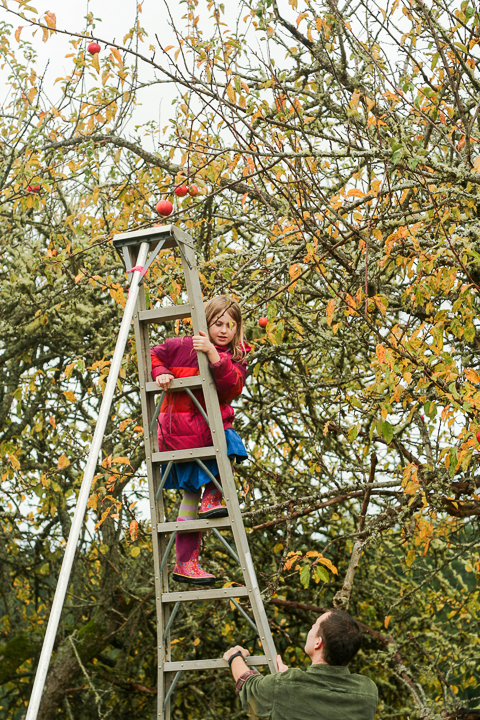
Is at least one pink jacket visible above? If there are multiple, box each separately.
[150,336,248,451]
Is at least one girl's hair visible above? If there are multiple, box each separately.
[205,295,246,362]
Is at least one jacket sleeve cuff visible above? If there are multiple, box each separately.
[235,669,260,696]
[151,366,173,380]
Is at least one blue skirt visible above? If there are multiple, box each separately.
[161,429,248,493]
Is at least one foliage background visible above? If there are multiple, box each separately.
[1,0,480,717]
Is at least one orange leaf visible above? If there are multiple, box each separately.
[347,188,365,198]
[326,299,335,326]
[376,343,385,364]
[465,369,480,384]
[111,456,132,466]
[15,26,24,42]
[384,615,392,629]
[58,454,70,469]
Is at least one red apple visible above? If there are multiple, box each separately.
[156,200,173,216]
[188,184,199,196]
[258,317,268,328]
[27,184,41,193]
[88,42,101,55]
[476,429,480,444]
[175,185,188,197]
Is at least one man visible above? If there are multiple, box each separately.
[223,608,378,719]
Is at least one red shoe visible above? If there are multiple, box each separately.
[172,549,216,586]
[198,483,228,519]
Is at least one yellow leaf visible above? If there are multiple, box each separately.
[384,615,392,629]
[131,546,140,558]
[273,543,284,553]
[317,557,338,575]
[111,47,123,66]
[405,549,415,567]
[193,637,200,646]
[91,53,100,73]
[58,455,70,469]
[119,418,133,432]
[326,299,335,326]
[63,391,76,402]
[305,550,322,557]
[75,272,84,283]
[8,454,20,470]
[164,45,174,52]
[226,83,236,103]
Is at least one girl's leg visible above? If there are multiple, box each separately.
[198,477,228,518]
[176,490,201,562]
[173,489,215,584]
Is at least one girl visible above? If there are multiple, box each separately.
[150,296,249,586]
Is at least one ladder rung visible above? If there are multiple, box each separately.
[152,446,218,464]
[162,587,249,603]
[146,377,204,393]
[163,656,268,672]
[158,517,231,533]
[139,305,192,323]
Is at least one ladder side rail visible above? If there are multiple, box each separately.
[25,243,151,720]
[132,285,173,720]
[177,234,278,674]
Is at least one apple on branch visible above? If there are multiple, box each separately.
[87,42,101,55]
[156,200,173,216]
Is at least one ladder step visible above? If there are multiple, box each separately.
[158,517,231,533]
[162,587,249,603]
[146,377,203,393]
[152,446,218,464]
[163,657,268,672]
[139,304,193,323]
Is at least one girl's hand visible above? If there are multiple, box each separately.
[192,330,220,364]
[155,373,174,390]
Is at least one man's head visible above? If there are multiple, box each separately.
[304,609,362,666]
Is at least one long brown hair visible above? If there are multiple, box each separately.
[204,296,246,362]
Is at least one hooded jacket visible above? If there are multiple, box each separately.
[150,336,248,451]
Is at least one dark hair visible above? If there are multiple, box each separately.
[316,610,362,665]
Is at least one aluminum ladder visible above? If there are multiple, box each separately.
[113,224,277,719]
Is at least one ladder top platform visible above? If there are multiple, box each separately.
[112,224,194,250]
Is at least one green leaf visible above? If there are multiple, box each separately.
[382,421,393,444]
[464,323,476,342]
[299,565,311,589]
[314,565,329,583]
[348,424,359,441]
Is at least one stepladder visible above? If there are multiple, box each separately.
[113,224,277,719]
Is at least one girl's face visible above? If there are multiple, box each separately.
[208,311,237,347]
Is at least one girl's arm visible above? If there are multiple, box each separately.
[209,354,246,402]
[151,342,174,381]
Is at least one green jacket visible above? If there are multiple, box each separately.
[239,664,378,720]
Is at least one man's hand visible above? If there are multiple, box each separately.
[276,654,289,672]
[223,645,250,664]
[155,373,174,390]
